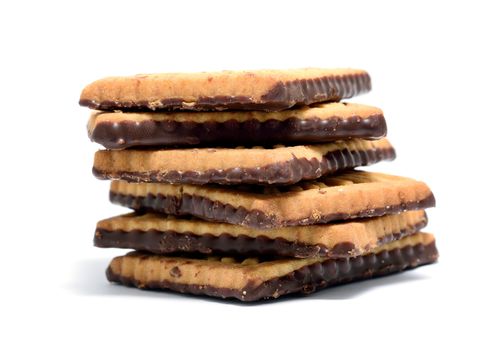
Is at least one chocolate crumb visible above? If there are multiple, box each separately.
[170,266,182,278]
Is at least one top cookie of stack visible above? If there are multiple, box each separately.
[81,68,395,185]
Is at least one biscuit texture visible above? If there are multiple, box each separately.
[80,68,371,112]
[88,102,386,149]
[93,139,395,185]
[106,233,438,301]
[95,210,427,258]
[110,170,435,228]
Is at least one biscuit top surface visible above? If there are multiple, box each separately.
[80,68,370,111]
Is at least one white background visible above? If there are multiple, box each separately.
[1,0,501,349]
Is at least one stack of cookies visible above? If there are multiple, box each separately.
[80,68,438,302]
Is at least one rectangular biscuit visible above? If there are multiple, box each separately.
[93,138,395,185]
[79,68,371,112]
[88,102,386,149]
[110,170,435,229]
[106,232,438,301]
[94,210,427,258]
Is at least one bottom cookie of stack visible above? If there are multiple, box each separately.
[105,233,437,302]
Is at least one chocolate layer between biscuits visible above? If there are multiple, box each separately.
[89,113,386,149]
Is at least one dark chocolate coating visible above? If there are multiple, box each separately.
[109,191,435,229]
[81,73,371,112]
[94,146,396,185]
[90,115,386,149]
[94,216,427,258]
[106,240,438,302]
